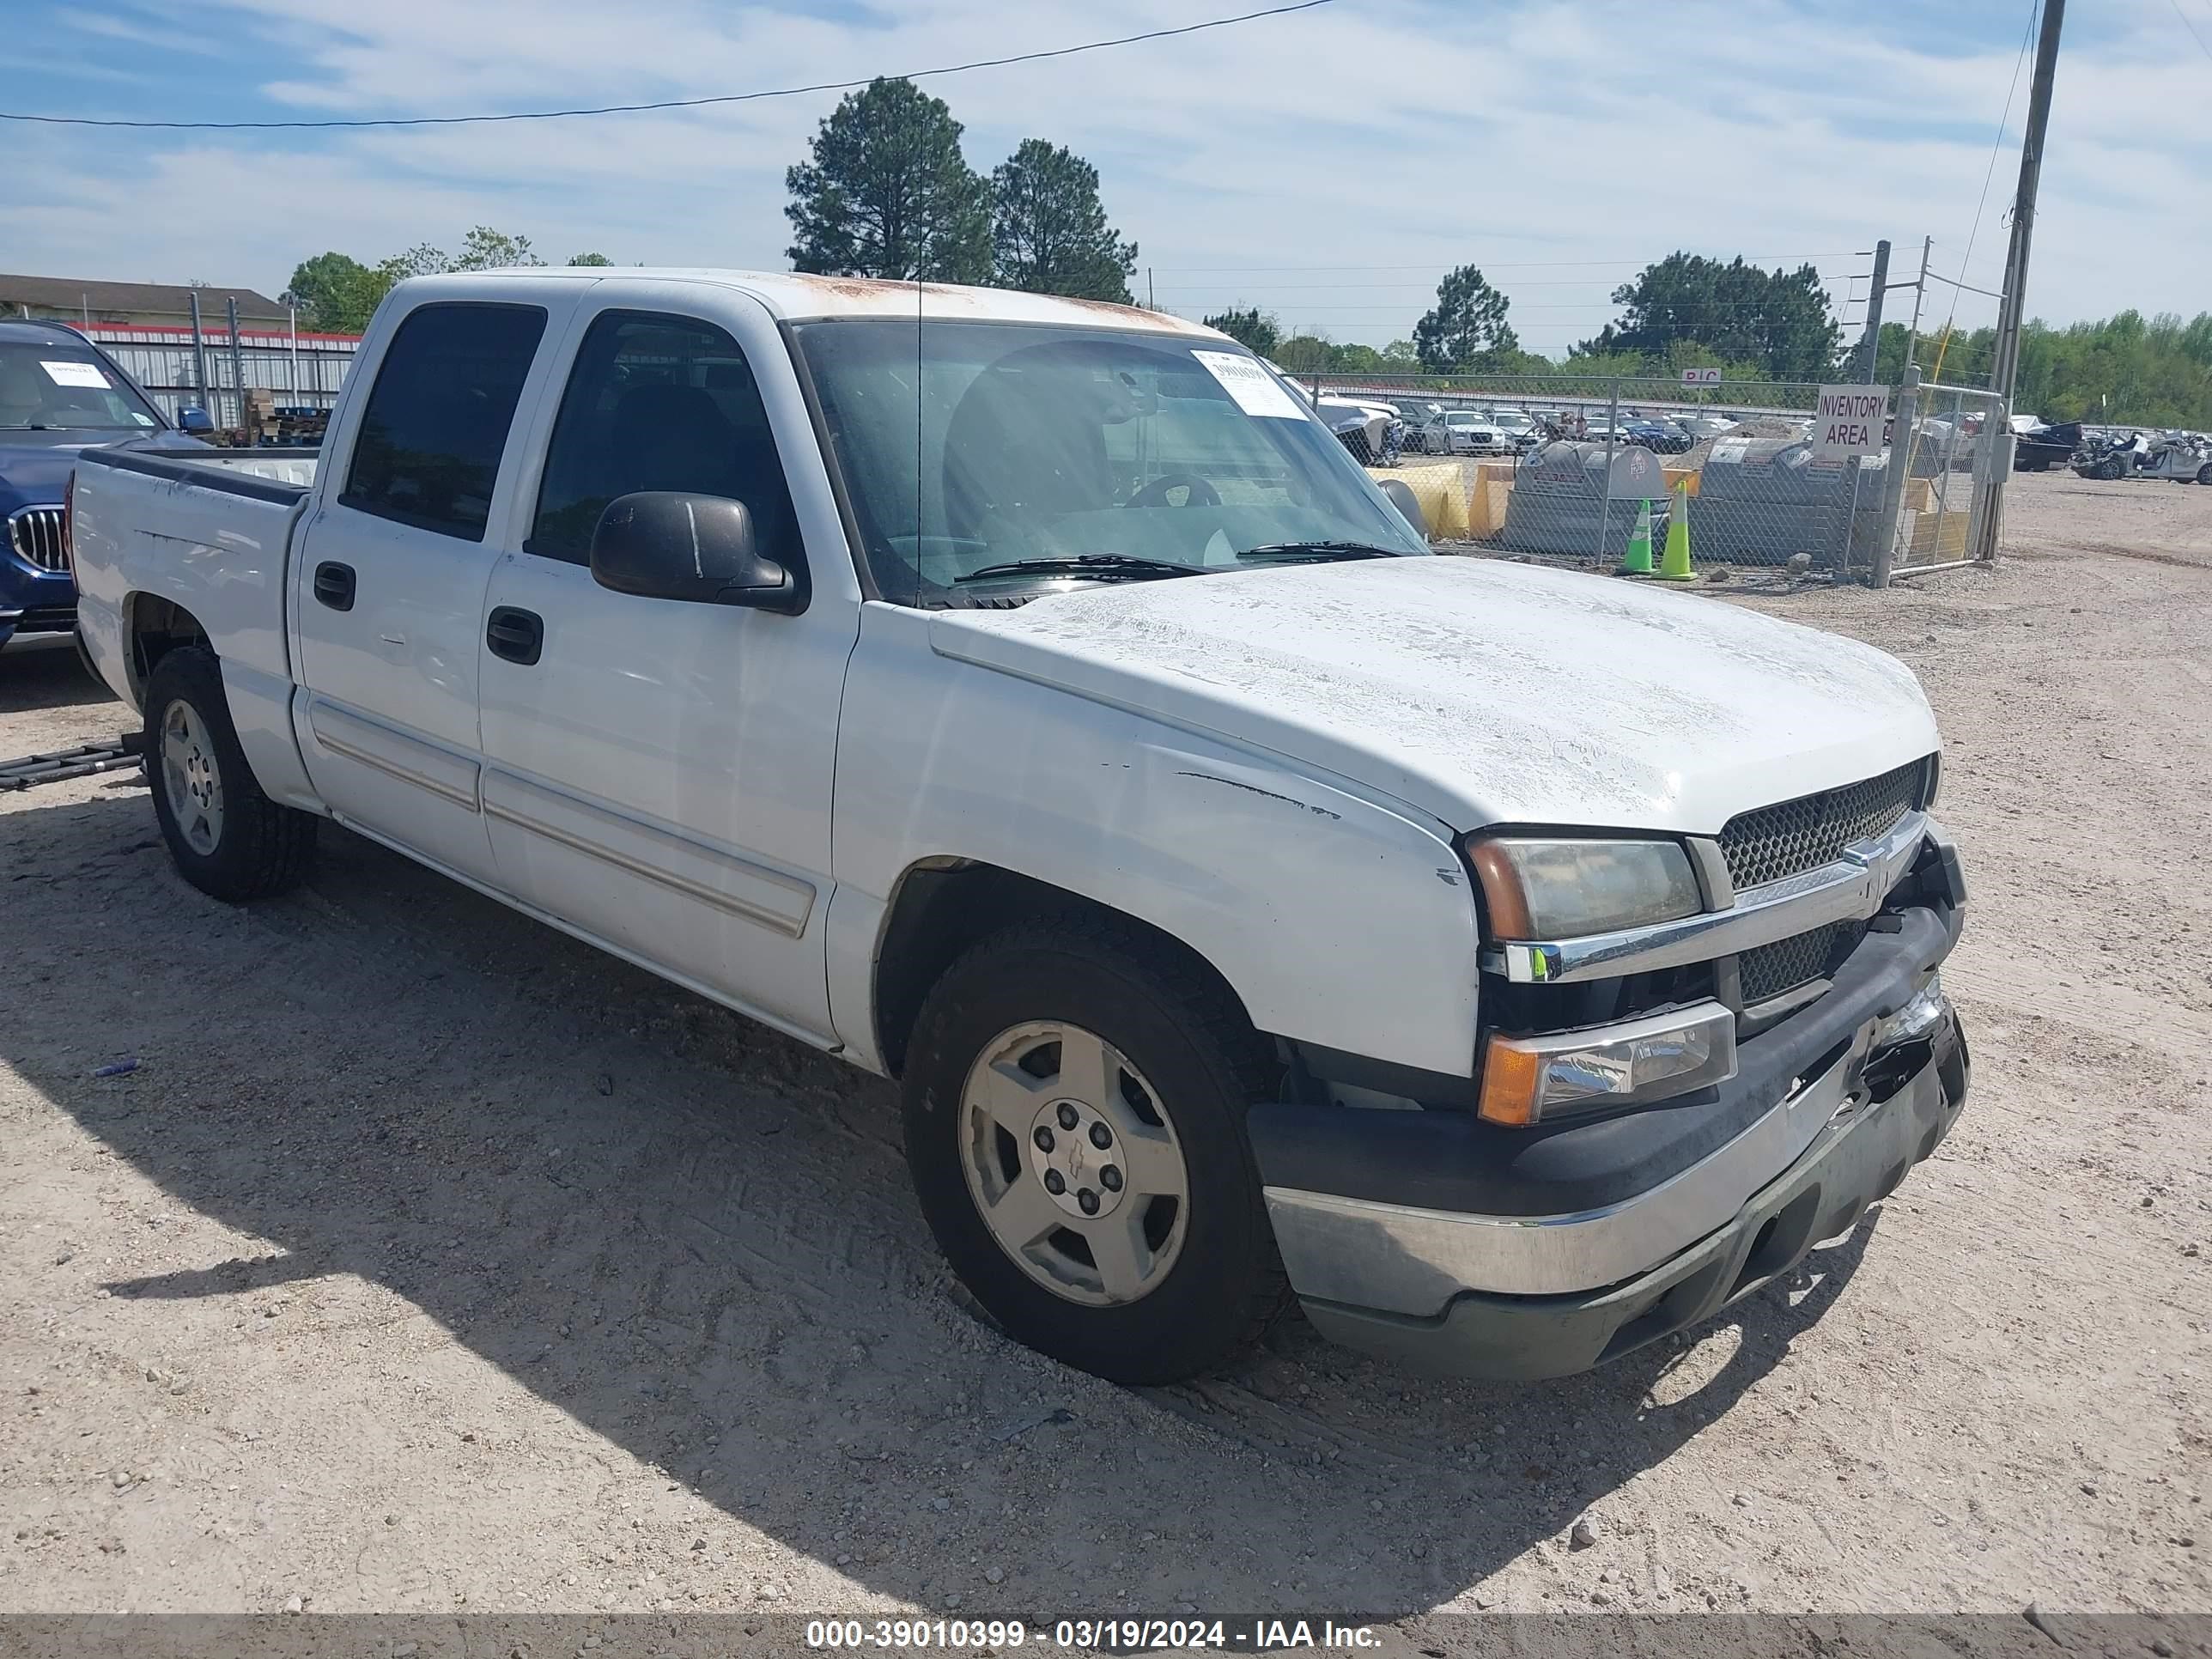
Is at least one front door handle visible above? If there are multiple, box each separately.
[486,605,544,666]
[313,561,356,611]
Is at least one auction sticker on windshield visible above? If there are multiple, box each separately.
[1192,350,1307,419]
[41,361,112,388]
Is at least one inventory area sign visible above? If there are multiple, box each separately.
[1814,386,1888,460]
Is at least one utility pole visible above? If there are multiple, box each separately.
[1854,240,1890,382]
[1989,0,2064,404]
[1903,235,1932,374]
[1978,0,2064,567]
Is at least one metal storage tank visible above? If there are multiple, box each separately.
[1500,441,1671,557]
[1689,438,1888,568]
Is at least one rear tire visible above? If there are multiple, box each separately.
[143,646,317,902]
[901,914,1288,1383]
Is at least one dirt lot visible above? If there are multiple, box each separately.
[2,471,2207,1628]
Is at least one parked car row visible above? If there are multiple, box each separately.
[1401,405,1537,457]
[1270,372,1406,466]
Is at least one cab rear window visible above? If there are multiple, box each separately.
[339,304,547,542]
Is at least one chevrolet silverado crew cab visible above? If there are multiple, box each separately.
[68,270,1969,1385]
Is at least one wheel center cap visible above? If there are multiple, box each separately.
[1029,1097,1127,1219]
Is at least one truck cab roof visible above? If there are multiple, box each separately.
[387,267,1225,337]
[0,319,101,349]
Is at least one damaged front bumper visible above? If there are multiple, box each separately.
[1251,884,1969,1382]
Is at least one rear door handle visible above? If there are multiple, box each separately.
[486,605,544,666]
[313,562,356,611]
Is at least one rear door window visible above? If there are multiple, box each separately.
[528,309,800,568]
[340,302,548,541]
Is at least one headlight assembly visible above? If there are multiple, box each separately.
[1465,836,1703,940]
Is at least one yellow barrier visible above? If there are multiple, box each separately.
[1372,459,1706,542]
[1908,510,1970,561]
[1378,462,1472,538]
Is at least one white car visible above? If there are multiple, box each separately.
[69,269,1970,1386]
[1417,409,1508,455]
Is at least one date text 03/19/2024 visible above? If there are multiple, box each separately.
[804,1619,1384,1650]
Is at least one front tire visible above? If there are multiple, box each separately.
[902,915,1287,1384]
[143,646,317,902]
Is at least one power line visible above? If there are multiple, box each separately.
[2169,0,2212,60]
[1150,255,1851,273]
[1153,272,1855,293]
[1931,0,2039,377]
[0,0,1334,130]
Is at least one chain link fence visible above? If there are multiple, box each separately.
[1874,373,2009,582]
[1302,370,2005,586]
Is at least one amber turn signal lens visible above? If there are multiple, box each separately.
[1476,1037,1543,1126]
[1466,841,1535,939]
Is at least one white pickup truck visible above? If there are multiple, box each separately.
[68,270,1969,1384]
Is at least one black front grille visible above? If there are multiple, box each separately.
[1740,918,1868,1005]
[9,507,68,573]
[1718,759,1927,890]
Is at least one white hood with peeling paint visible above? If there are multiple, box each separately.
[927,556,1939,834]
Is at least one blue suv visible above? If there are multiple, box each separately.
[1,320,213,653]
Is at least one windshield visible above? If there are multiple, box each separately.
[0,342,161,431]
[793,320,1429,604]
[1445,412,1485,426]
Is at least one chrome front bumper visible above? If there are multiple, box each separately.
[1266,988,1945,1309]
[1285,1006,1968,1382]
[1267,1014,1875,1306]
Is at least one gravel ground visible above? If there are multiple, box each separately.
[1,470,2207,1627]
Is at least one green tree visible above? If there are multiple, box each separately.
[989,139,1137,303]
[453,226,544,270]
[1585,253,1839,380]
[283,252,387,332]
[1379,338,1419,370]
[1273,332,1340,374]
[1557,346,1650,379]
[375,242,450,295]
[1202,307,1279,356]
[785,77,993,283]
[1413,266,1518,373]
[567,252,616,267]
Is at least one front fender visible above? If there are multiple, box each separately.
[830,609,1484,1079]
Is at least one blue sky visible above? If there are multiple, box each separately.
[5,0,2205,364]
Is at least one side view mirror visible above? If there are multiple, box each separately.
[177,406,215,435]
[1377,476,1429,540]
[588,492,805,614]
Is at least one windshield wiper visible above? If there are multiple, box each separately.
[1235,541,1401,562]
[955,554,1201,584]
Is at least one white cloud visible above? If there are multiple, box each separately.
[1,0,2200,356]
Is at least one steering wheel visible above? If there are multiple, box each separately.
[1126,472,1221,509]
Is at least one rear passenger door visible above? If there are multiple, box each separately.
[291,299,561,880]
[474,289,855,1045]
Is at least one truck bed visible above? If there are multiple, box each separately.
[84,442,320,498]
[70,441,320,719]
